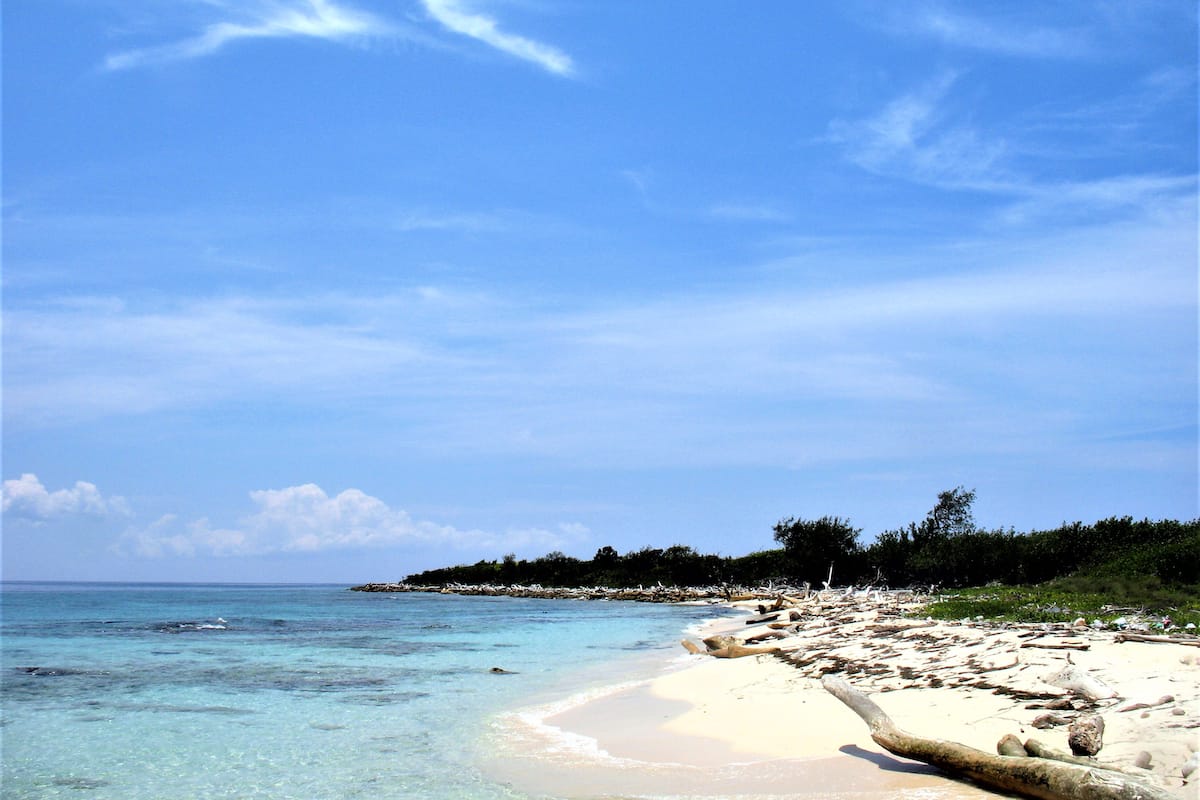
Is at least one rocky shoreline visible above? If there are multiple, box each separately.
[349,582,753,603]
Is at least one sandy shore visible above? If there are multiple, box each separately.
[484,592,1200,799]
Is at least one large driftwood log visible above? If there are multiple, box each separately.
[821,676,1177,800]
[680,639,780,659]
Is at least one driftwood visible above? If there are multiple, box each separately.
[998,733,1029,757]
[680,639,780,659]
[1022,739,1153,780]
[821,675,1176,800]
[1118,696,1174,713]
[1115,633,1200,648]
[1022,641,1091,651]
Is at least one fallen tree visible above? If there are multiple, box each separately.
[821,675,1178,800]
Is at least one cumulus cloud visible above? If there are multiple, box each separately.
[104,0,385,71]
[420,0,574,76]
[2,473,131,521]
[114,483,587,558]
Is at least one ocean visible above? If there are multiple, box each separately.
[0,583,732,799]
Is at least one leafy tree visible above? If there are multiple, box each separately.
[916,486,977,543]
[772,515,862,584]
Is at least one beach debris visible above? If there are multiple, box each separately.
[744,629,789,645]
[1032,713,1071,729]
[822,675,1177,800]
[680,638,780,659]
[1067,714,1104,756]
[703,635,740,651]
[997,733,1028,757]
[1043,662,1118,701]
[1115,633,1200,648]
[745,612,780,625]
[1117,695,1174,713]
[1182,751,1199,781]
[1022,641,1091,652]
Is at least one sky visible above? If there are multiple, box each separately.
[2,0,1197,584]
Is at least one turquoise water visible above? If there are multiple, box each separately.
[0,583,731,799]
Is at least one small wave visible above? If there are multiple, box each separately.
[158,620,228,633]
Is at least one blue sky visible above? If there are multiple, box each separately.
[3,0,1197,583]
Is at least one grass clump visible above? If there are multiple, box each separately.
[924,583,1200,628]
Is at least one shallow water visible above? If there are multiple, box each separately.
[0,583,731,799]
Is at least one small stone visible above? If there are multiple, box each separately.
[1182,751,1200,780]
[1173,708,1186,716]
[1134,751,1152,769]
[1032,713,1070,729]
[1067,714,1105,756]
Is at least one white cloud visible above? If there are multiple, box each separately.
[104,0,385,71]
[2,473,131,521]
[420,0,573,76]
[114,483,587,558]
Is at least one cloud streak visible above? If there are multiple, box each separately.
[104,0,385,71]
[898,5,1092,59]
[420,0,574,76]
[5,201,1194,479]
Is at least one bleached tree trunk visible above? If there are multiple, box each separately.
[821,676,1177,800]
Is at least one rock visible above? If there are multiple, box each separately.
[996,733,1027,757]
[1173,707,1186,716]
[489,667,516,675]
[1043,663,1118,701]
[1134,751,1152,769]
[1032,713,1071,729]
[1182,751,1200,781]
[1067,714,1104,756]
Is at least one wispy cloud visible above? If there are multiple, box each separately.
[6,203,1194,477]
[113,483,587,557]
[827,72,1197,226]
[827,72,1012,192]
[708,203,792,223]
[393,209,510,233]
[897,5,1092,59]
[420,0,574,76]
[104,0,386,71]
[2,474,131,521]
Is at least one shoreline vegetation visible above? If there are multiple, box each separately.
[357,489,1200,627]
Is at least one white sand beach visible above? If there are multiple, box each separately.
[486,594,1200,799]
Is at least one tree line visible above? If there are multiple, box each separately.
[401,488,1199,590]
